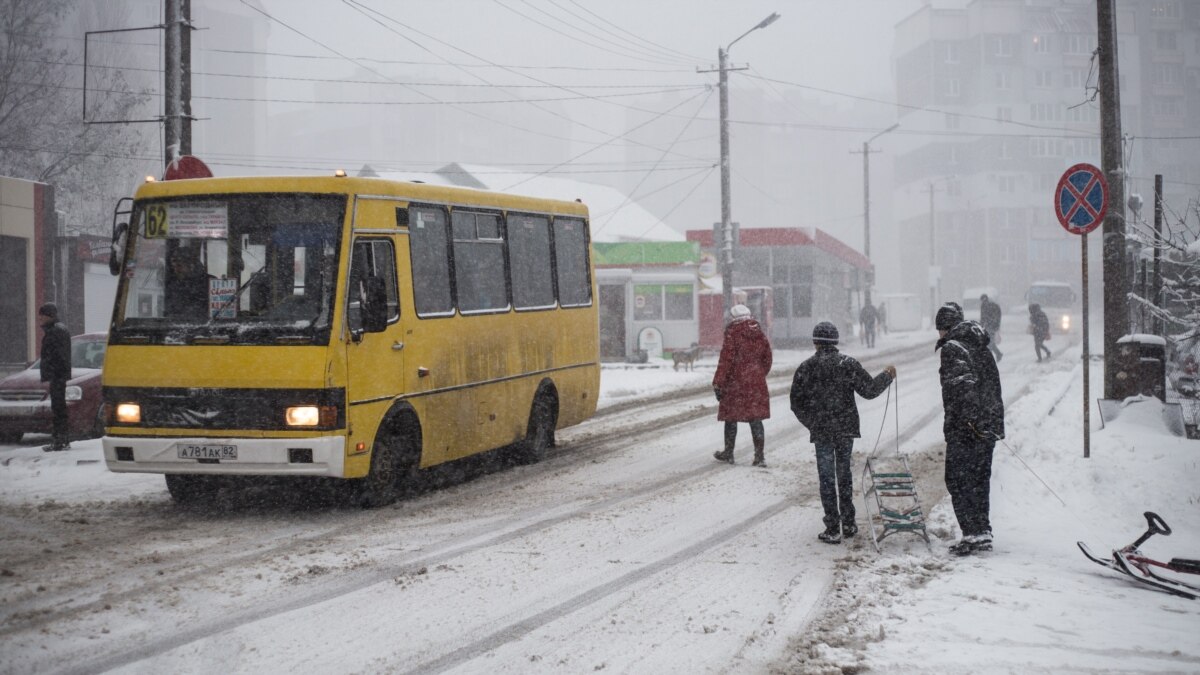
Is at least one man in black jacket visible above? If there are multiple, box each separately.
[38,303,72,452]
[790,321,895,544]
[935,302,1004,555]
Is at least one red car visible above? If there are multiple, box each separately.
[0,333,107,444]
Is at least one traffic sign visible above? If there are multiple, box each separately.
[163,155,213,181]
[1054,163,1108,235]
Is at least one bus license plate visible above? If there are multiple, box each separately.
[178,444,237,460]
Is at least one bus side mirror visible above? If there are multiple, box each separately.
[360,276,388,333]
[109,221,129,276]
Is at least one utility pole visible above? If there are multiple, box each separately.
[1153,174,1163,335]
[852,123,899,308]
[700,13,778,320]
[164,0,193,167]
[1097,0,1128,398]
[924,181,942,317]
[716,46,743,317]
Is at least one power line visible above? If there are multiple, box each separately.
[343,0,711,161]
[564,0,704,63]
[502,88,711,191]
[596,88,714,234]
[651,165,718,235]
[204,47,697,73]
[519,0,697,66]
[491,0,693,67]
[737,71,1105,137]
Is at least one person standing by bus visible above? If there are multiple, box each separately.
[790,321,895,543]
[1029,303,1051,362]
[712,304,773,467]
[980,293,1003,362]
[38,303,72,452]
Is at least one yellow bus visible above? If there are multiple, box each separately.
[102,173,599,506]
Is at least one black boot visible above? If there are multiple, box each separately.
[752,440,766,467]
[713,447,734,464]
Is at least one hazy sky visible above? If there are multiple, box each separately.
[106,0,928,280]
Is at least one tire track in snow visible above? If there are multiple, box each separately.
[399,499,795,675]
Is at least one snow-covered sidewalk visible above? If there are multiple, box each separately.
[774,353,1200,674]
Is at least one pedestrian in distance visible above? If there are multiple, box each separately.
[38,303,72,452]
[1029,303,1051,362]
[979,293,1003,362]
[877,302,888,335]
[790,321,896,544]
[712,304,773,467]
[934,302,1005,556]
[859,303,878,349]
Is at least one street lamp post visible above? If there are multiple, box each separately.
[857,122,899,308]
[712,12,779,319]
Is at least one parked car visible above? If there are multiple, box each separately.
[1176,375,1200,399]
[0,333,107,444]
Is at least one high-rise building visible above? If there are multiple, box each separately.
[891,0,1200,316]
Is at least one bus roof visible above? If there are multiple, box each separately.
[133,174,590,218]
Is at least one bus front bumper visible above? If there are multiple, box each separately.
[102,435,347,477]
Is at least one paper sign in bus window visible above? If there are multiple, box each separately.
[209,278,238,319]
[168,202,229,239]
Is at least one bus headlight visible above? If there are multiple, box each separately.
[286,406,320,426]
[115,403,141,424]
[65,386,83,402]
[1061,314,1071,331]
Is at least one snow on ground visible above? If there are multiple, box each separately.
[2,328,1198,673]
[773,349,1200,674]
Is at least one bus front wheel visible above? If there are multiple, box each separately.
[165,474,219,505]
[354,422,420,509]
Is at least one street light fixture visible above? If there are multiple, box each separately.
[859,122,899,307]
[713,12,780,319]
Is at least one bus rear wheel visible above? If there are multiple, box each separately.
[515,394,556,464]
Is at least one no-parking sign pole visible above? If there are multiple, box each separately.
[1055,163,1109,458]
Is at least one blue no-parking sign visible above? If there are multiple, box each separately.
[1054,163,1109,235]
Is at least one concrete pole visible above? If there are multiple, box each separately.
[862,141,871,308]
[1153,174,1163,335]
[164,0,192,169]
[1097,0,1128,398]
[929,181,936,316]
[718,46,733,319]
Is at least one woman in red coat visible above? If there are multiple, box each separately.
[712,304,773,466]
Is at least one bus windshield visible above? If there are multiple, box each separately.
[111,193,346,345]
[1029,284,1074,308]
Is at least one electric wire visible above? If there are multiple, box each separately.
[342,0,710,161]
[547,0,703,63]
[564,0,704,62]
[491,0,694,67]
[516,0,696,66]
[594,87,713,235]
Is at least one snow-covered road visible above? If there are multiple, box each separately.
[3,329,1198,674]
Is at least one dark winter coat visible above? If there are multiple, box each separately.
[980,298,1002,334]
[790,345,893,443]
[1029,306,1050,341]
[936,320,1005,442]
[39,321,71,383]
[713,317,773,421]
[859,304,877,329]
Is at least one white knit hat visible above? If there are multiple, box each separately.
[730,304,751,319]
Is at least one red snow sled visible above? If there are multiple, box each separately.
[1078,512,1200,600]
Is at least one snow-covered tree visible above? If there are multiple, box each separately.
[0,0,155,235]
